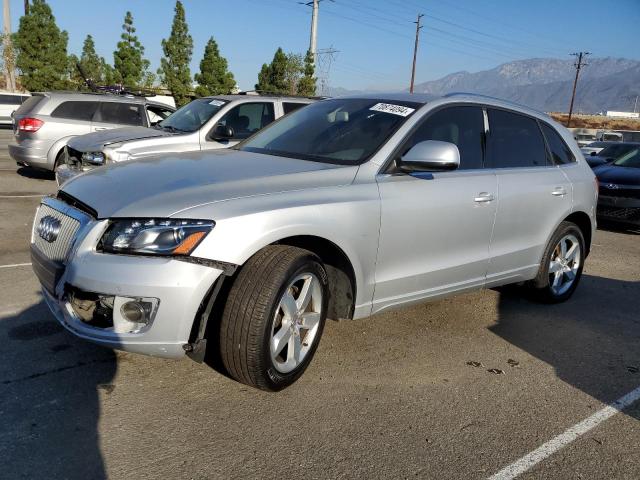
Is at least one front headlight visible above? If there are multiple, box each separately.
[100,219,214,256]
[81,152,105,165]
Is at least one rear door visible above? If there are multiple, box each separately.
[485,108,572,285]
[373,105,498,313]
[91,101,146,132]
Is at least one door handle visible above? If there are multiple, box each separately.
[474,192,495,203]
[551,187,567,196]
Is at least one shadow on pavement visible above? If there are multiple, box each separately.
[597,221,640,236]
[491,274,640,419]
[15,166,55,181]
[0,299,116,479]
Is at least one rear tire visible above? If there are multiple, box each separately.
[219,245,328,391]
[54,149,65,185]
[529,221,585,303]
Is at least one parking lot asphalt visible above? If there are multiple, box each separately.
[0,127,639,479]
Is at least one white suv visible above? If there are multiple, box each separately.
[31,93,597,391]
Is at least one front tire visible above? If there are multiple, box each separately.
[529,221,585,303]
[219,245,328,391]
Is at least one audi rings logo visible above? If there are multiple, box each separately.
[37,216,62,243]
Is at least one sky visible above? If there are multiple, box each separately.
[6,0,640,92]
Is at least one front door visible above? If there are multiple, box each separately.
[373,105,497,314]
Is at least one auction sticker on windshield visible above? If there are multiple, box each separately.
[209,99,225,107]
[370,103,415,117]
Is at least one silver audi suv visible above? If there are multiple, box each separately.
[31,93,597,391]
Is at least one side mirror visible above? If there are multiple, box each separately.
[590,151,597,156]
[399,140,460,172]
[211,124,234,140]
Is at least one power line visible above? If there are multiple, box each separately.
[567,52,590,127]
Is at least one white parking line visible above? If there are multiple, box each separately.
[0,262,31,269]
[488,385,640,480]
[0,194,44,198]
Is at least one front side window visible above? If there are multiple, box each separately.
[486,109,547,168]
[401,106,485,170]
[159,98,227,133]
[96,102,144,125]
[51,101,100,121]
[217,102,275,139]
[239,98,420,165]
[541,123,575,165]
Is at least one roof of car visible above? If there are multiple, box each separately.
[203,94,316,102]
[334,91,550,118]
[35,91,151,104]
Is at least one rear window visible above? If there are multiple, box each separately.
[14,96,43,115]
[51,101,100,121]
[541,123,575,164]
[283,102,307,114]
[0,95,28,105]
[486,109,548,168]
[96,102,144,125]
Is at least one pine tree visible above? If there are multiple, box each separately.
[79,35,103,83]
[255,47,289,94]
[296,50,316,97]
[14,0,71,91]
[159,1,193,106]
[194,37,235,96]
[101,59,117,85]
[113,11,149,86]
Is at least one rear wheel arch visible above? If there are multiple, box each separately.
[563,211,592,257]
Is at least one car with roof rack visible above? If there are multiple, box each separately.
[57,94,316,185]
[9,91,175,175]
[31,93,596,391]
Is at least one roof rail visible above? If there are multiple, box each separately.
[443,92,548,116]
[238,89,329,100]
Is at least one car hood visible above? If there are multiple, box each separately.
[593,164,640,185]
[67,126,175,151]
[61,149,359,218]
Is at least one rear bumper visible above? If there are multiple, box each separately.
[9,142,51,170]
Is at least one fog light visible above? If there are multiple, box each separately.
[120,301,146,323]
[113,296,158,334]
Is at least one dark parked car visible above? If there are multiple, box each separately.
[586,142,640,168]
[593,146,640,227]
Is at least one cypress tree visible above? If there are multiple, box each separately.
[255,47,289,94]
[14,0,70,91]
[296,50,316,97]
[194,37,235,96]
[159,1,193,106]
[79,35,103,83]
[113,11,149,86]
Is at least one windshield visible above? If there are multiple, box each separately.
[613,148,640,168]
[158,98,227,133]
[238,98,421,165]
[598,144,636,158]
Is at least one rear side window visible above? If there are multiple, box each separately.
[96,102,144,125]
[402,106,485,170]
[51,101,99,121]
[283,102,307,114]
[486,109,547,168]
[541,123,575,164]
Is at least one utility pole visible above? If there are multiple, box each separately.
[309,0,318,60]
[3,0,16,92]
[409,14,423,94]
[567,51,590,127]
[24,0,29,15]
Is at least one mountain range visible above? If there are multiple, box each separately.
[330,57,640,113]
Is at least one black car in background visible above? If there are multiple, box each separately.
[593,146,640,228]
[586,142,640,168]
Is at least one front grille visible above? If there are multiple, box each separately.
[597,206,640,222]
[32,204,81,262]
